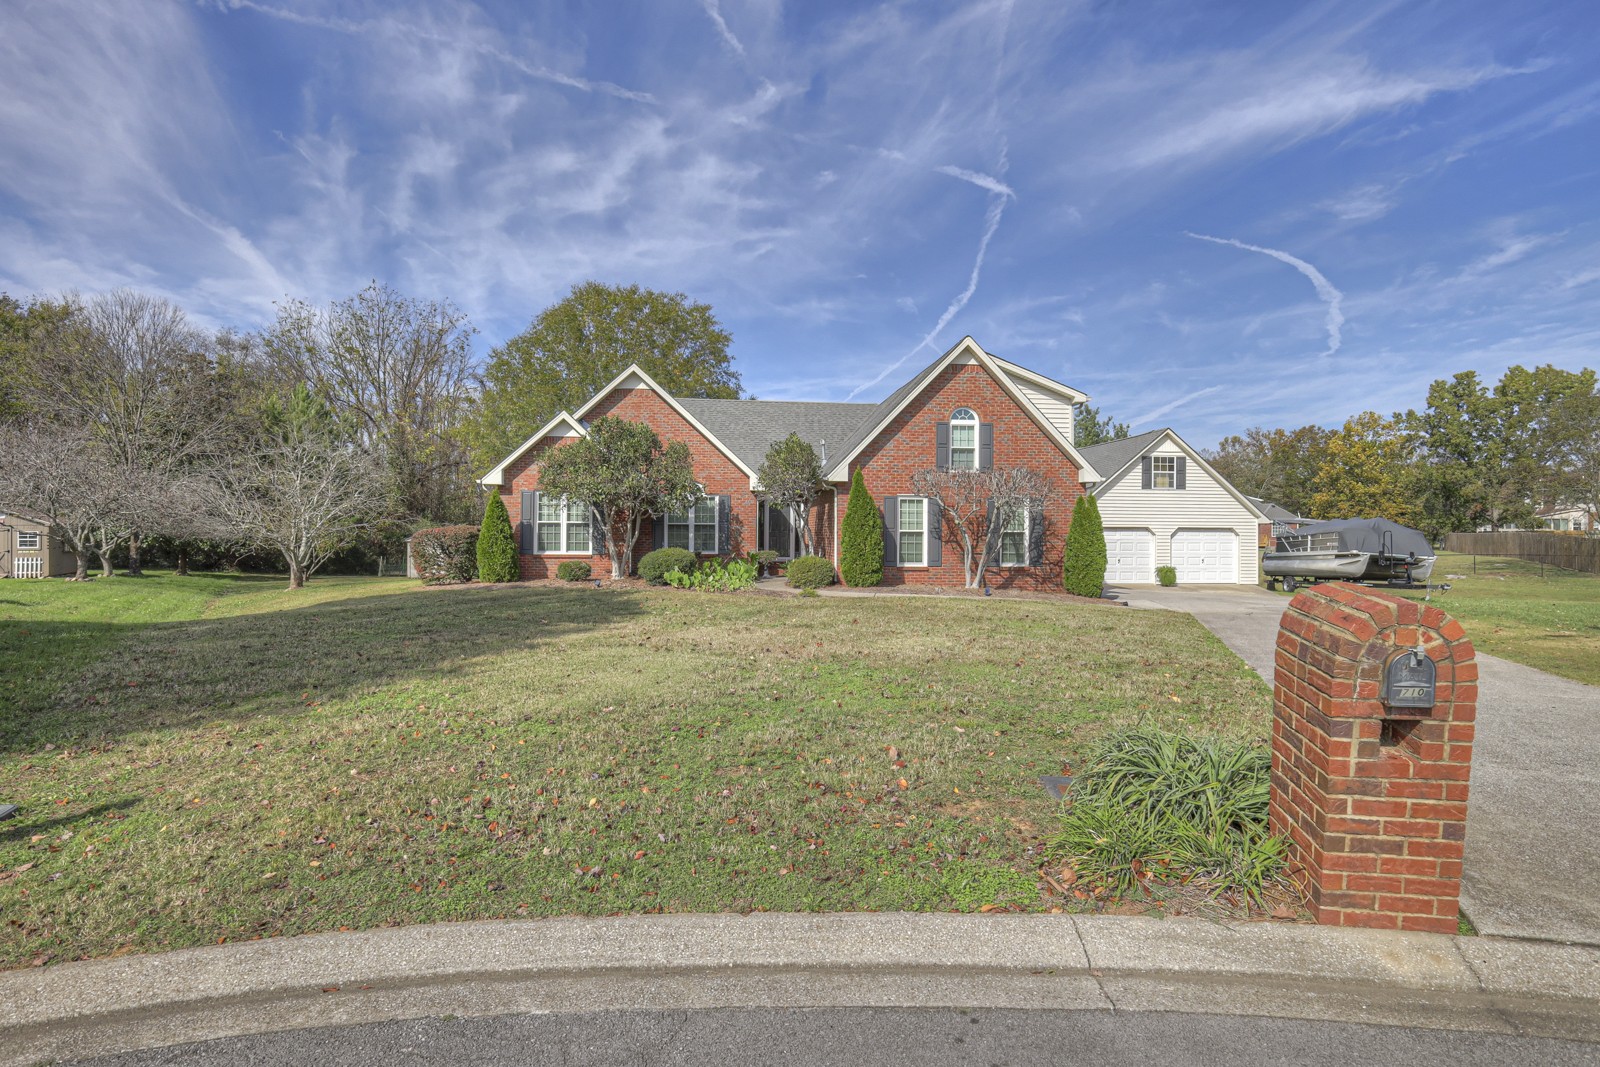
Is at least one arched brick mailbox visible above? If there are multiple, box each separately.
[1270,583,1475,933]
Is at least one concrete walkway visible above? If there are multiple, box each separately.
[2,914,1596,1065]
[1107,583,1600,947]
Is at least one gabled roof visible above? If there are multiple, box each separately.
[1075,428,1168,485]
[821,336,1101,483]
[677,398,876,474]
[988,354,1090,404]
[479,411,588,487]
[1081,427,1268,521]
[1246,496,1312,524]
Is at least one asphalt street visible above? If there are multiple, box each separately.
[62,1007,1600,1067]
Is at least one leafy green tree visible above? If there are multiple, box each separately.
[1310,412,1416,523]
[476,491,519,583]
[1203,425,1334,518]
[537,416,699,579]
[1544,379,1600,527]
[1062,493,1105,597]
[1074,403,1129,447]
[0,292,73,421]
[839,468,883,586]
[757,433,824,555]
[468,282,741,471]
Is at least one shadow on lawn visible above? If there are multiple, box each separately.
[0,798,140,844]
[1,584,648,749]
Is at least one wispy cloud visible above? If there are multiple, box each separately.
[1129,385,1224,427]
[1457,231,1560,280]
[936,165,1016,199]
[1186,233,1346,357]
[697,0,746,59]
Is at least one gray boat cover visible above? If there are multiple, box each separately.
[1290,518,1433,558]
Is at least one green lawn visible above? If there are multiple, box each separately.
[0,573,1269,968]
[1386,551,1600,687]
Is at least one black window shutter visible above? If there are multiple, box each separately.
[717,495,731,555]
[1141,457,1152,490]
[882,496,899,567]
[979,423,994,470]
[935,423,951,470]
[926,500,942,567]
[520,490,537,553]
[589,503,605,554]
[1028,505,1045,566]
[652,511,666,550]
[1176,457,1187,490]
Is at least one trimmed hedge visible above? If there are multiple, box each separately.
[639,547,696,585]
[839,468,883,586]
[412,525,479,585]
[557,559,593,582]
[476,493,519,584]
[1157,565,1177,587]
[785,555,836,590]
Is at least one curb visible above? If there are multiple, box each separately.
[2,914,1597,1064]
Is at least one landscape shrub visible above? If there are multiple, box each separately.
[748,550,779,576]
[411,525,479,585]
[839,468,883,586]
[1157,565,1177,587]
[1047,727,1286,903]
[785,554,835,589]
[1062,493,1106,597]
[664,558,757,591]
[476,494,519,584]
[638,546,697,585]
[556,559,592,582]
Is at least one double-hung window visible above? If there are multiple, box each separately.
[949,408,978,469]
[536,496,591,554]
[1152,456,1177,489]
[898,497,927,565]
[998,508,1027,567]
[17,531,40,550]
[667,497,718,554]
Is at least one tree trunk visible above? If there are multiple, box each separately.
[73,553,88,580]
[98,548,113,578]
[288,558,306,589]
[175,544,190,576]
[127,530,143,576]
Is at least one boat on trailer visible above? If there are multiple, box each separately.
[1262,517,1435,590]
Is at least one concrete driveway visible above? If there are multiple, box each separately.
[1106,583,1600,947]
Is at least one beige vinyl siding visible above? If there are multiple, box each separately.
[1008,377,1077,445]
[1092,435,1261,584]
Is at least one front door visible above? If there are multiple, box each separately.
[761,504,804,559]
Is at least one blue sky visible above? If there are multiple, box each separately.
[3,1,1598,446]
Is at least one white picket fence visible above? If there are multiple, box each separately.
[10,557,43,579]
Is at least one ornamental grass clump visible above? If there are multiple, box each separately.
[1047,727,1286,903]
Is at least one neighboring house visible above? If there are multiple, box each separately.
[1079,430,1269,586]
[1246,496,1314,545]
[479,336,1267,588]
[0,511,74,578]
[1538,503,1598,533]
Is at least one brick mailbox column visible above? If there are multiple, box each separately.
[1271,582,1475,933]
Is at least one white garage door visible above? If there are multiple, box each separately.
[1105,529,1155,584]
[1171,529,1239,584]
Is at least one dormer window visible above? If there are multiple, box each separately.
[949,408,978,469]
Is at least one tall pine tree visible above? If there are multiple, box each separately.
[476,492,519,583]
[839,468,883,587]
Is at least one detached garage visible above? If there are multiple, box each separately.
[1080,429,1267,586]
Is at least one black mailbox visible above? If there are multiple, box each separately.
[1382,648,1437,712]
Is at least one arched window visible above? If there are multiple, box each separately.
[949,408,979,469]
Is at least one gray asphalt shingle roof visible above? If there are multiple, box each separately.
[677,398,877,473]
[1075,427,1168,484]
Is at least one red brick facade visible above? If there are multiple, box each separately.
[1271,583,1476,933]
[496,359,1082,588]
[842,362,1084,590]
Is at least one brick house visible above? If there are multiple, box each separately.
[480,336,1109,590]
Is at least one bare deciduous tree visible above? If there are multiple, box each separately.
[0,424,125,580]
[207,432,389,589]
[910,466,1053,588]
[265,283,475,522]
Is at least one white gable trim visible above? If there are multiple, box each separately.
[1087,429,1268,521]
[573,364,758,479]
[479,412,588,487]
[824,336,1101,483]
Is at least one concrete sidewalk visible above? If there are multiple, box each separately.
[2,913,1597,1065]
[1107,583,1600,947]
